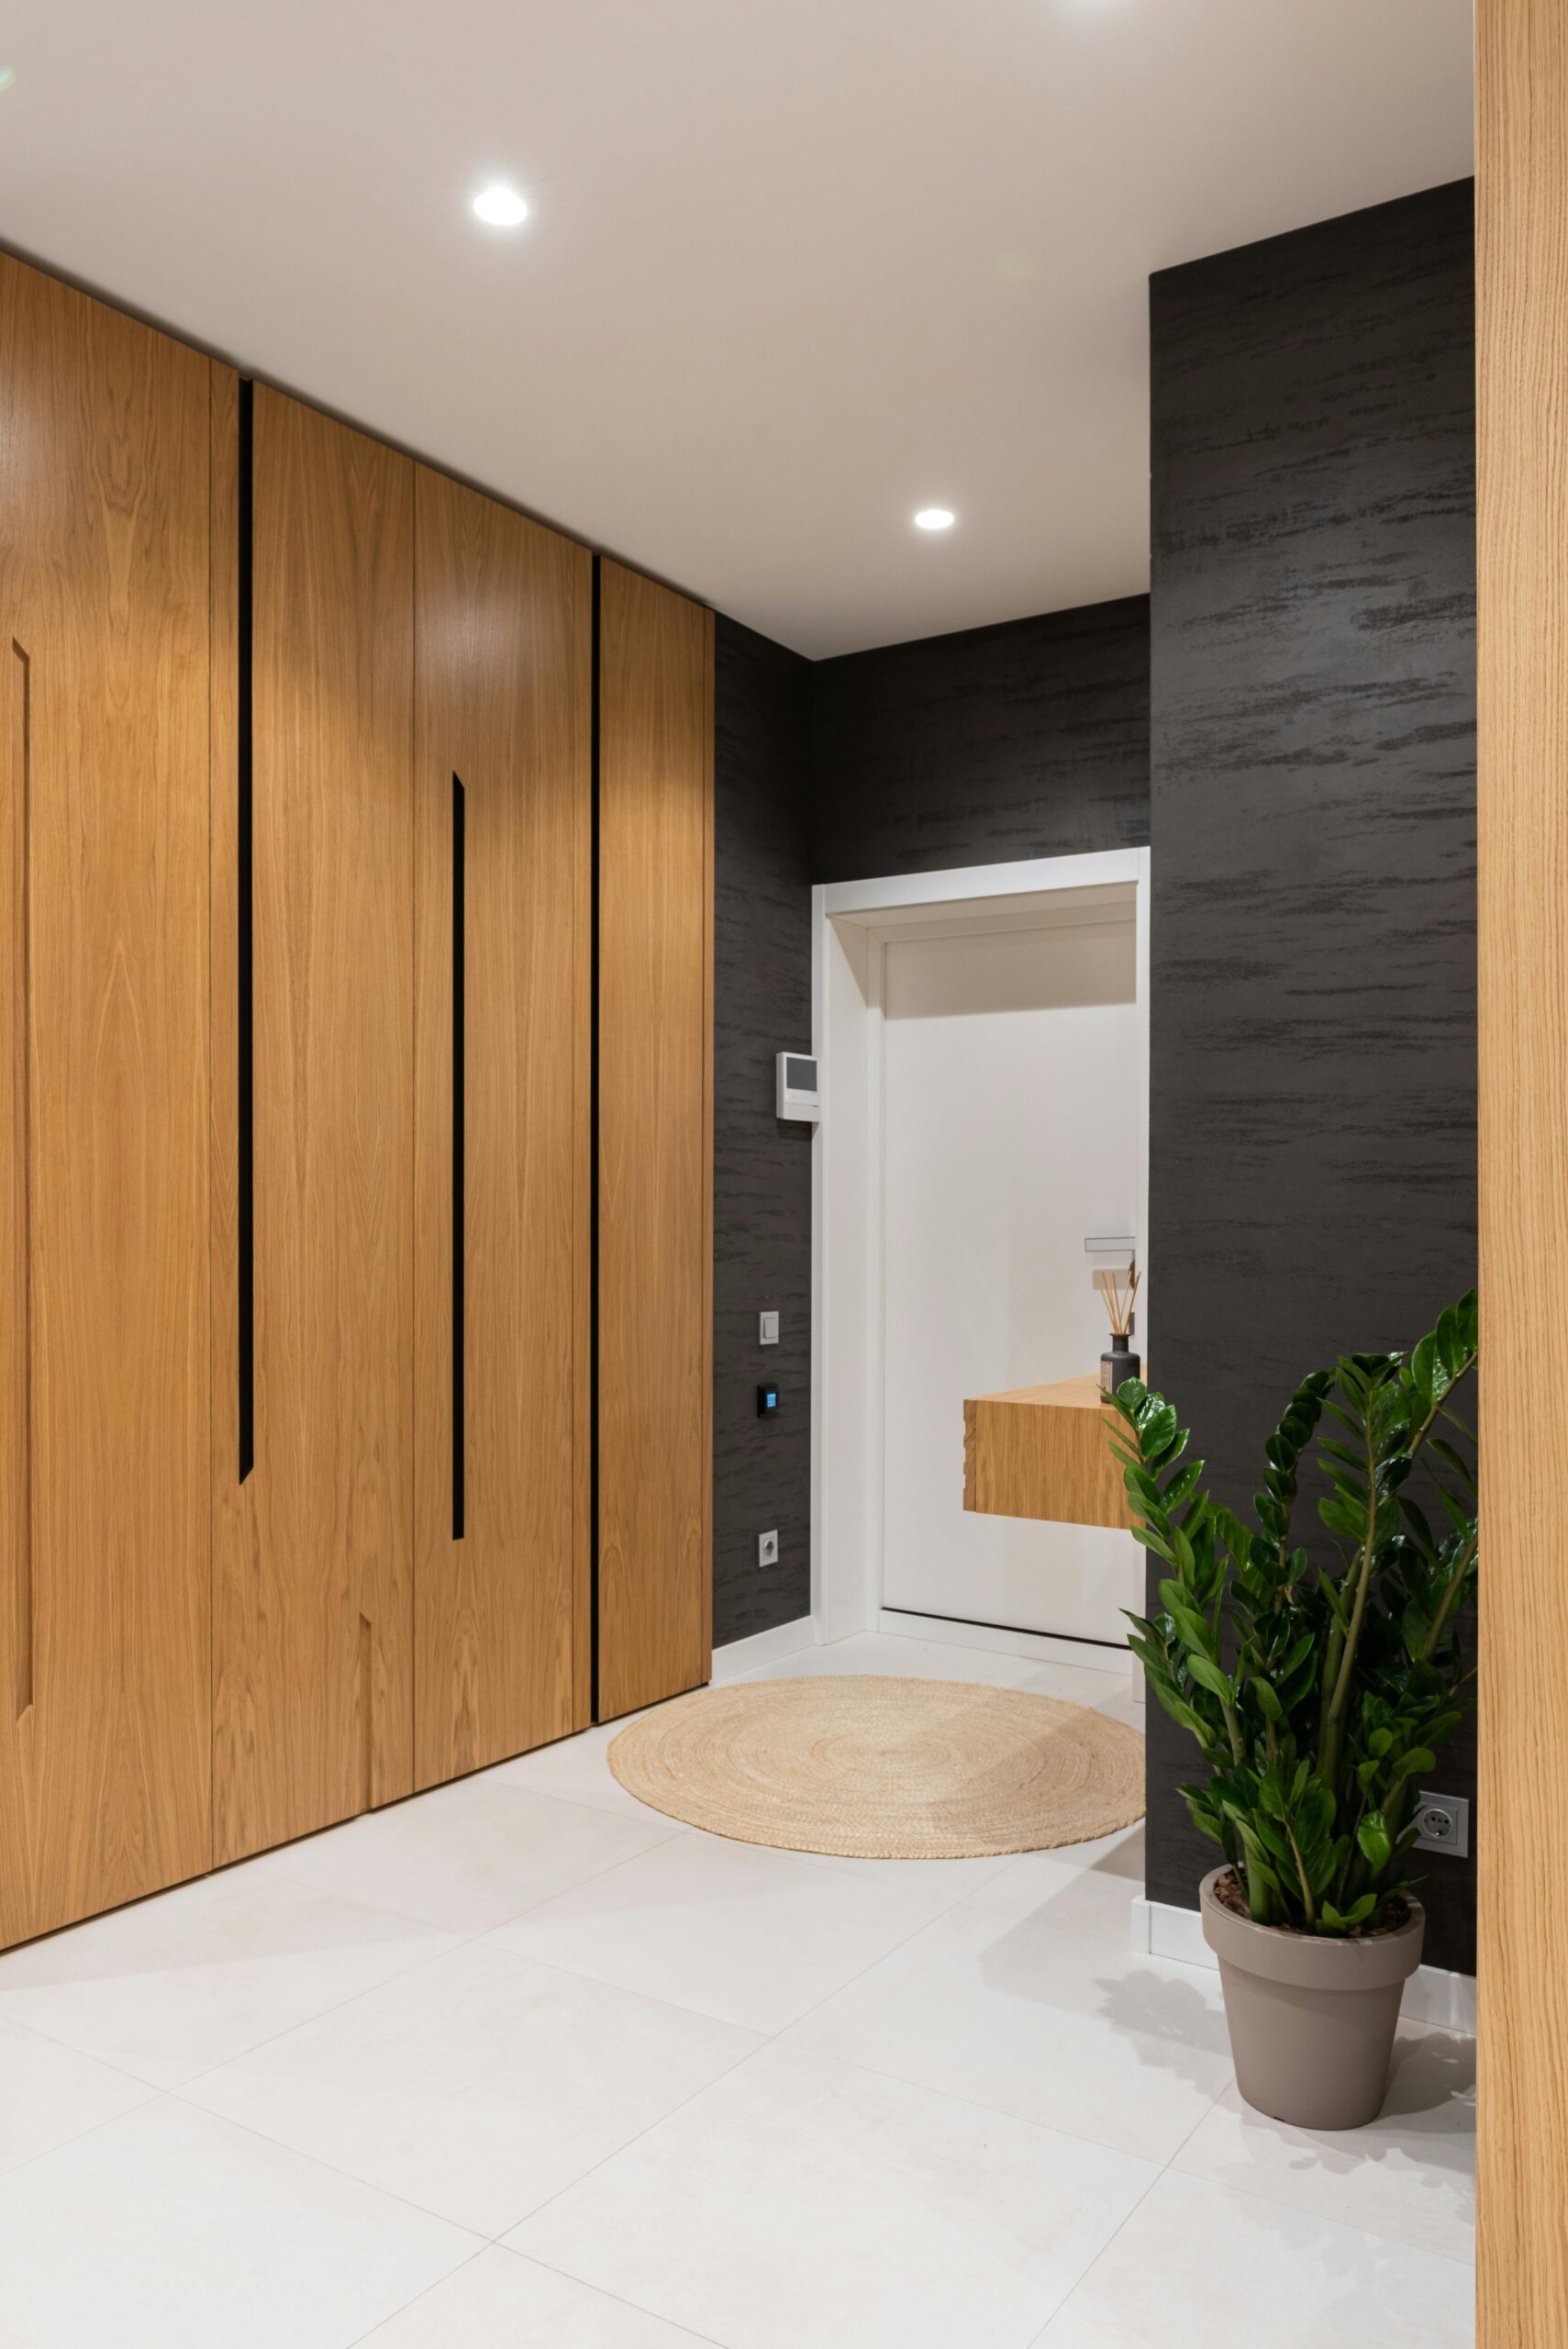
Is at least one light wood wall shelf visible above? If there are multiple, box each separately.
[962,1375,1133,1530]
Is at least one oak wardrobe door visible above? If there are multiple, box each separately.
[212,387,416,1863]
[413,467,592,1784]
[595,561,714,1720]
[0,253,213,1947]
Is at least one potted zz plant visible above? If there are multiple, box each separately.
[1108,1291,1477,2130]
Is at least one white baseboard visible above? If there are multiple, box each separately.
[711,1615,821,1683]
[1129,1895,1477,2034]
[876,1609,1137,1686]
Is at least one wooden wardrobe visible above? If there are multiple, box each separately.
[595,561,714,1722]
[0,255,215,1946]
[210,384,420,1862]
[212,389,596,1860]
[0,248,712,1950]
[412,467,594,1782]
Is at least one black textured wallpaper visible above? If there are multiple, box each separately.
[812,598,1150,881]
[712,615,815,1648]
[1148,182,1478,1969]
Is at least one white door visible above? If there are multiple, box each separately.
[879,911,1140,1645]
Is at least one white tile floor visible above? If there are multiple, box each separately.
[0,1631,1476,2348]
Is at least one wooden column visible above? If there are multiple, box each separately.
[596,560,714,1720]
[1477,3,1568,2338]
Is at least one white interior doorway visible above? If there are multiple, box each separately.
[812,852,1151,1663]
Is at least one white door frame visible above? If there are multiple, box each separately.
[810,848,1151,1656]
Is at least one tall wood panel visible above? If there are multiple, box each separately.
[0,253,212,1946]
[212,387,416,1862]
[1477,3,1568,2339]
[413,466,592,1783]
[597,560,713,1720]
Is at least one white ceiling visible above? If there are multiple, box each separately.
[0,2,1473,656]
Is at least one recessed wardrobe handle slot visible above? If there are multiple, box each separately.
[237,376,255,1486]
[451,770,465,1542]
[9,638,32,1721]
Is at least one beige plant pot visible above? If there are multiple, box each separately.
[1200,1866,1425,2130]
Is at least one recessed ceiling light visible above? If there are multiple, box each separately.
[473,183,529,228]
[914,507,955,532]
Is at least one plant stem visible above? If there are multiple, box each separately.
[1318,1399,1381,1794]
[1407,1356,1475,1464]
[1419,1528,1478,1662]
[1284,1820,1318,1930]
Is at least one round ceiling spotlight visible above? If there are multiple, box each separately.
[473,183,530,228]
[914,507,955,532]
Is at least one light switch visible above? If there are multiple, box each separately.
[759,1311,780,1346]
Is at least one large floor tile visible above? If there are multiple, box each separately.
[485,1716,675,1822]
[361,2244,724,2345]
[185,1937,761,2237]
[784,1896,1232,2163]
[488,1830,945,2031]
[0,2016,151,2175]
[1010,1659,1136,1711]
[261,1776,679,1933]
[739,1631,1045,1689]
[510,2041,1156,2349]
[1034,2169,1474,2347]
[967,1827,1147,1950]
[0,1867,456,2089]
[0,2095,478,2349]
[1173,2023,1476,2261]
[768,1841,1020,1907]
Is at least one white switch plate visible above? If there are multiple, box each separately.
[758,1530,779,1568]
[759,1311,780,1346]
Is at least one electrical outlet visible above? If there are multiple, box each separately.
[758,1529,779,1569]
[1413,1790,1470,1858]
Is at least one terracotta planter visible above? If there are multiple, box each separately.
[1199,1867,1425,2130]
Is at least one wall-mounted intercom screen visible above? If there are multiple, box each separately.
[776,1051,821,1121]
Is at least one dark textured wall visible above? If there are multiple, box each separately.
[1148,182,1477,1970]
[812,598,1151,881]
[712,615,815,1647]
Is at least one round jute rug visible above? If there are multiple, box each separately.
[606,1675,1144,1859]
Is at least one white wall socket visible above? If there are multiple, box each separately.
[1413,1790,1470,1858]
[758,1530,779,1568]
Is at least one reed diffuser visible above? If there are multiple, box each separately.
[1099,1261,1141,1396]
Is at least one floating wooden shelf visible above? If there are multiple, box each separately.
[962,1375,1135,1531]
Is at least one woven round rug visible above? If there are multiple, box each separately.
[606,1675,1144,1859]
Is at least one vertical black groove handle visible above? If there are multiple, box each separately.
[451,771,465,1541]
[10,638,33,1720]
[237,377,255,1485]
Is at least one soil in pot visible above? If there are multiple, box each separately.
[1200,1865,1425,2131]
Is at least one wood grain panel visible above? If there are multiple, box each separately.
[212,388,415,1862]
[962,1378,1133,1531]
[0,251,212,1946]
[597,561,713,1720]
[1476,5,1568,2338]
[413,466,591,1785]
